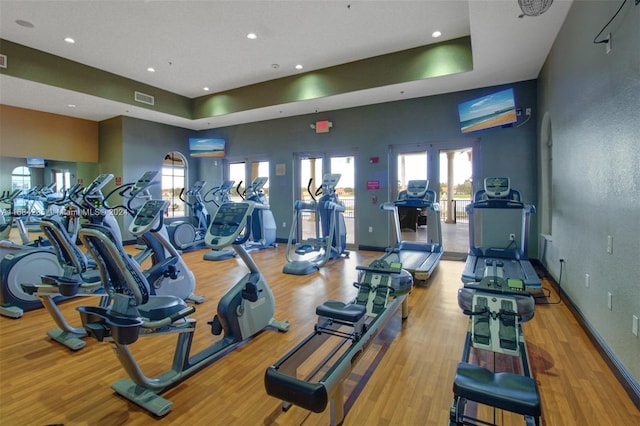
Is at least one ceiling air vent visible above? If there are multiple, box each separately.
[134,91,154,106]
[0,54,7,69]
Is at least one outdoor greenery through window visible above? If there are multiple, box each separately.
[162,152,186,217]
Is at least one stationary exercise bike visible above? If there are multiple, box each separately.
[75,200,288,416]
[167,180,210,251]
[0,185,84,319]
[101,171,203,304]
[15,173,160,349]
[0,189,22,239]
[0,176,118,319]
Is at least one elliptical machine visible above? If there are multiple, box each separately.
[241,177,277,251]
[283,173,349,275]
[75,200,288,416]
[167,181,210,252]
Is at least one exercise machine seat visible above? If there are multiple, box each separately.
[316,301,366,323]
[138,295,189,321]
[453,362,541,417]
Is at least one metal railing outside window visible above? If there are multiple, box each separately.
[440,198,471,224]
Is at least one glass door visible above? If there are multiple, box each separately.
[439,148,473,254]
[297,156,323,243]
[395,150,428,243]
[296,152,356,248]
[53,170,71,193]
[227,162,246,202]
[250,160,270,203]
[329,155,355,246]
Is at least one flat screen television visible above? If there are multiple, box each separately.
[26,157,45,168]
[458,88,517,133]
[189,138,225,157]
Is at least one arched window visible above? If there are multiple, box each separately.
[162,152,187,217]
[11,166,31,191]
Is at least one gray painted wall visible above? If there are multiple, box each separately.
[196,80,539,251]
[119,116,209,240]
[537,1,639,383]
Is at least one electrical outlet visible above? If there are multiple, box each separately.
[509,233,516,241]
[368,226,373,233]
[607,292,613,311]
[585,273,590,288]
[282,222,286,228]
[525,108,531,116]
[633,315,639,337]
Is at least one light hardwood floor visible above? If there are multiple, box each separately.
[0,241,638,425]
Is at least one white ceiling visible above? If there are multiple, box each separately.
[0,0,573,131]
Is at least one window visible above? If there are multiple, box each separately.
[53,170,71,192]
[251,160,270,202]
[11,166,31,191]
[162,152,187,217]
[228,162,246,202]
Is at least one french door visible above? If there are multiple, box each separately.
[296,151,356,248]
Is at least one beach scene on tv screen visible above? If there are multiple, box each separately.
[189,138,225,157]
[458,88,517,133]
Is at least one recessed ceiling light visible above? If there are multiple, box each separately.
[295,64,303,70]
[15,19,34,28]
[247,33,257,40]
[147,67,155,72]
[64,37,75,44]
[432,30,442,38]
[67,104,76,108]
[203,87,210,91]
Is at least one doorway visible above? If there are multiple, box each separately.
[439,148,473,254]
[162,151,187,218]
[395,151,428,244]
[227,161,246,202]
[227,159,271,202]
[296,152,356,248]
[52,170,71,193]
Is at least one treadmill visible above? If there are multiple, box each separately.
[462,177,541,290]
[380,180,443,282]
